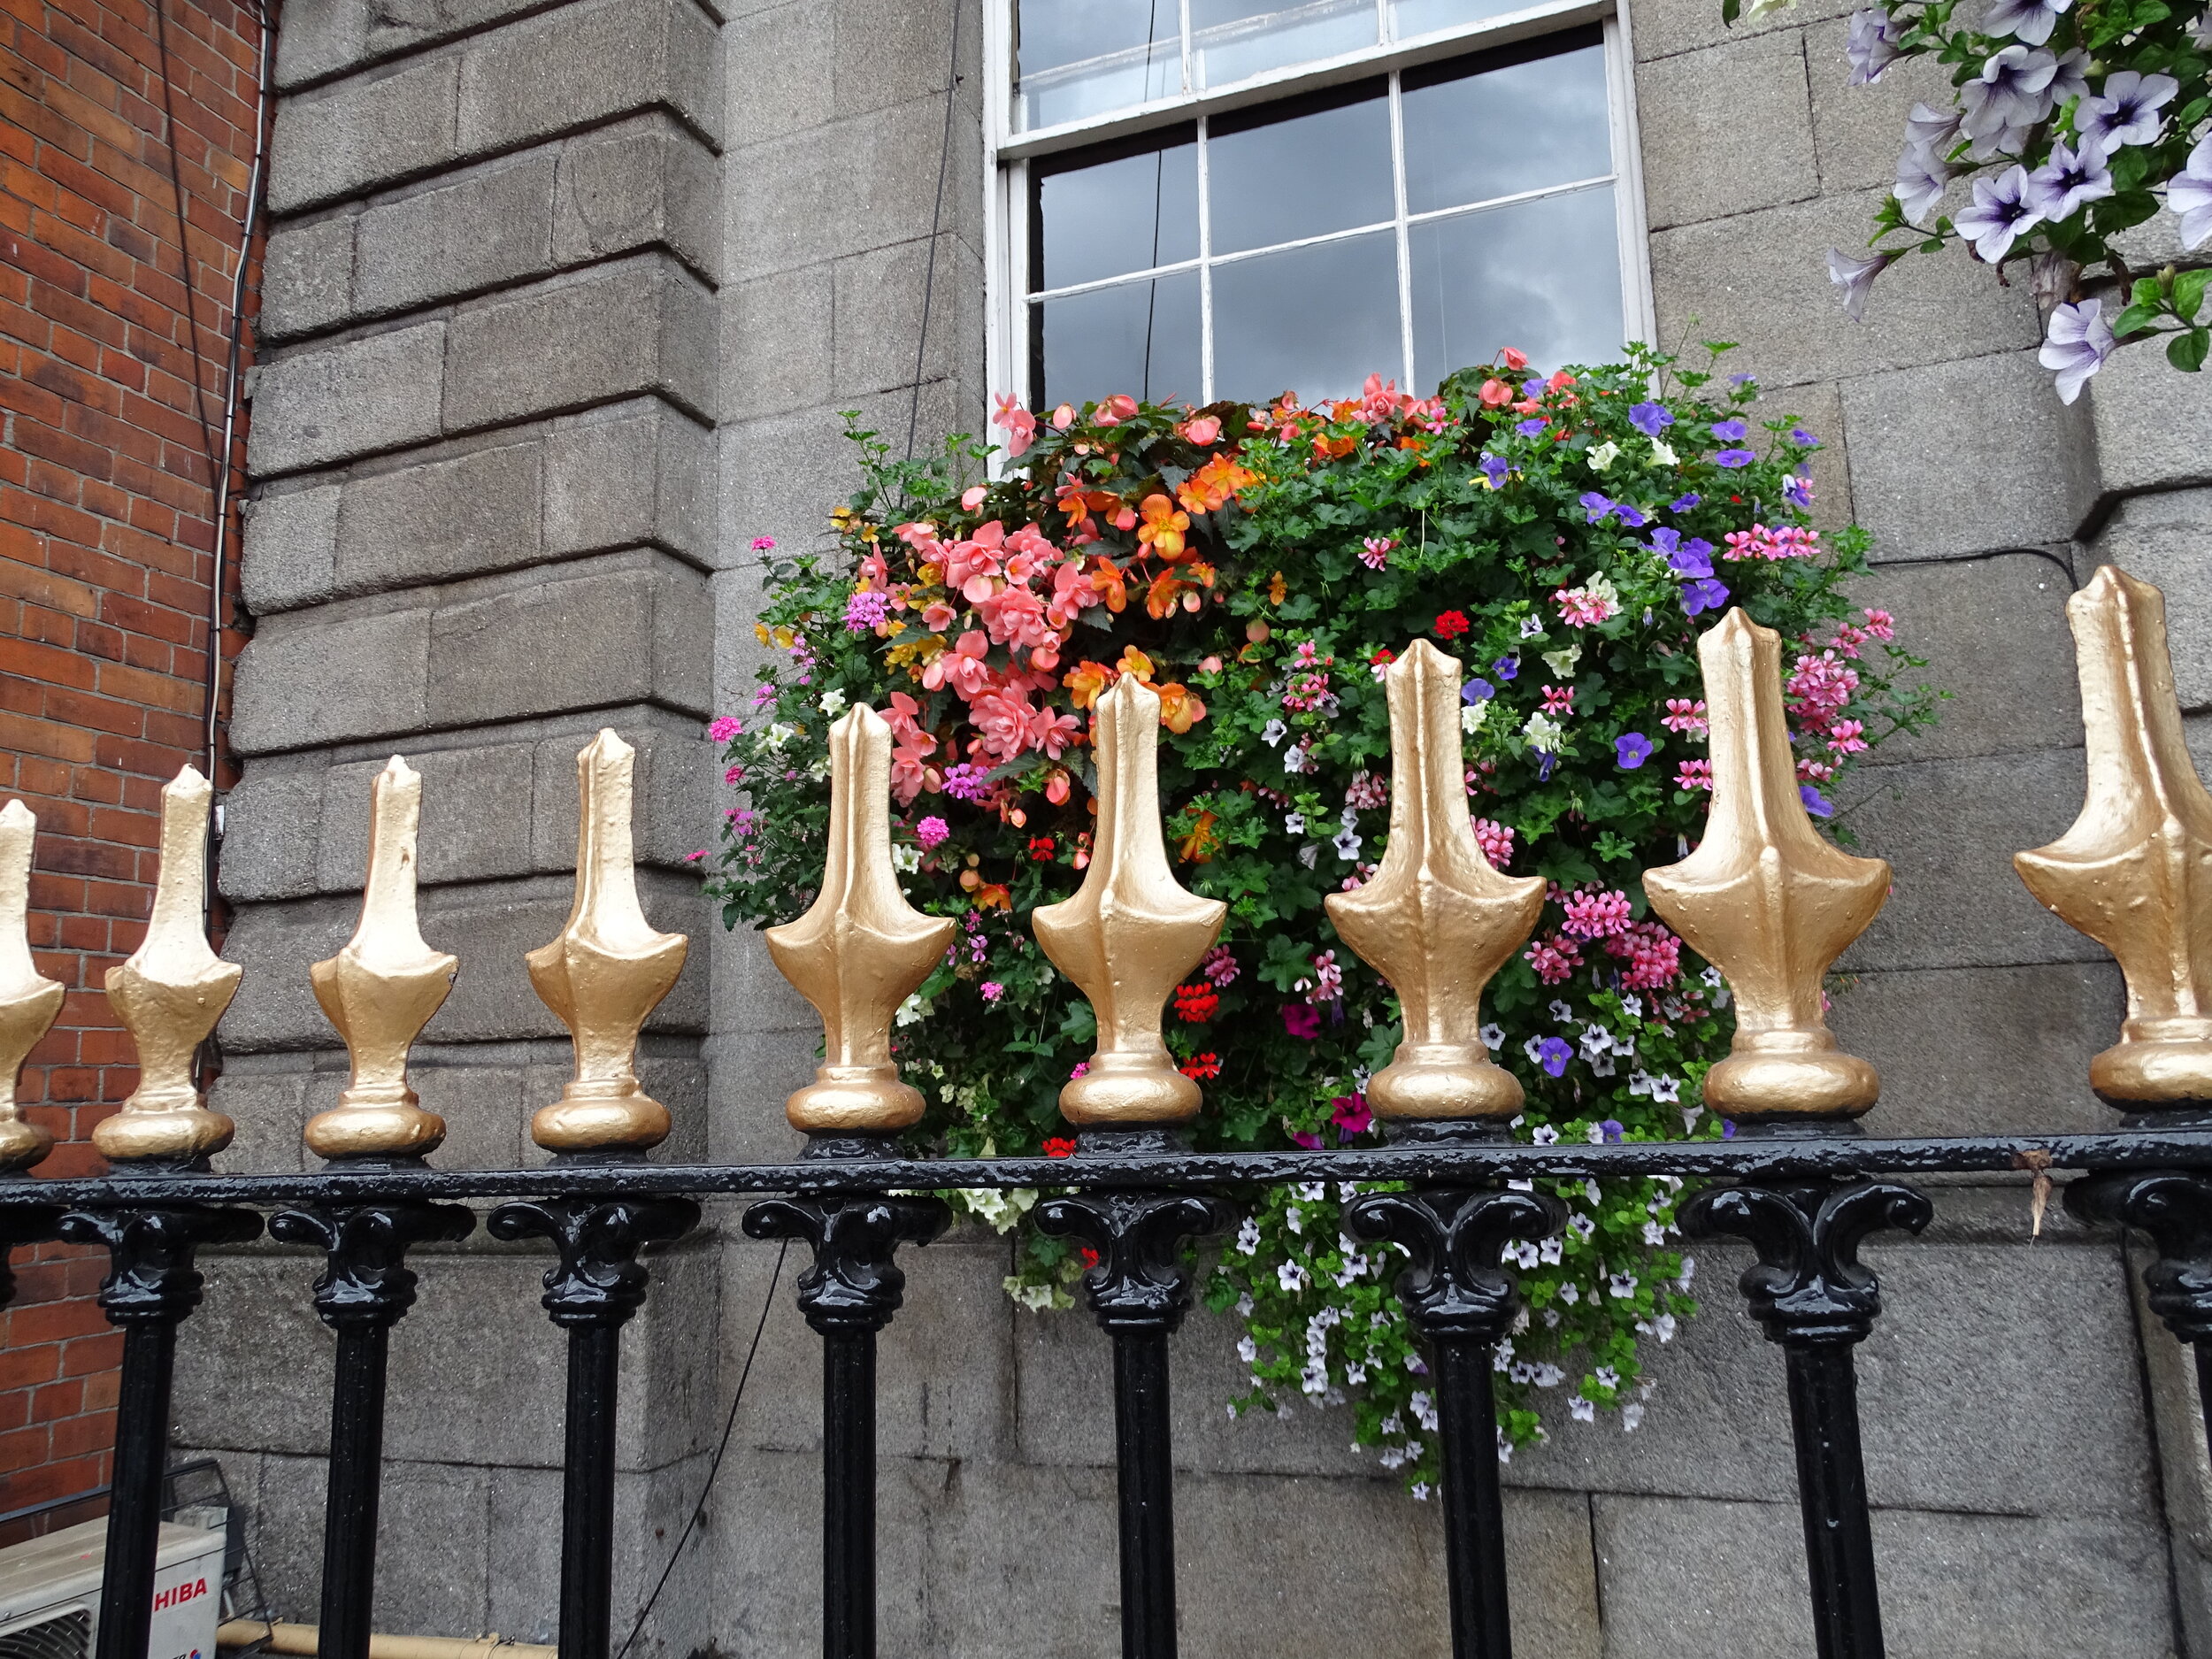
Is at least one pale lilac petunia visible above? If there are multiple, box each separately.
[2024,136,2114,222]
[1982,0,2070,46]
[2039,297,2115,403]
[1895,144,1948,227]
[1846,8,1901,81]
[1904,102,1962,161]
[2049,47,2091,105]
[1827,247,1894,320]
[1962,46,2058,157]
[2078,70,2178,151]
[1953,165,2043,263]
[2170,134,2212,250]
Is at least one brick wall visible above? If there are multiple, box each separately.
[0,0,265,1518]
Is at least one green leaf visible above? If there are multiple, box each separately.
[2170,328,2209,373]
[2176,268,2210,324]
[2113,302,2162,338]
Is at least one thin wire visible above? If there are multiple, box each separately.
[905,0,965,460]
[613,1237,789,1659]
[150,0,220,470]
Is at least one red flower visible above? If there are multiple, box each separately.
[1173,983,1219,1023]
[1028,835,1056,861]
[1433,610,1471,641]
[1179,1052,1222,1080]
[1042,1136,1078,1158]
[1078,1246,1102,1270]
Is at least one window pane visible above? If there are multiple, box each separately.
[1038,273,1204,407]
[1039,143,1201,290]
[1190,0,1379,89]
[1211,230,1400,403]
[1389,0,1542,41]
[1409,186,1622,383]
[1208,92,1394,254]
[1018,0,1180,129]
[1401,43,1613,213]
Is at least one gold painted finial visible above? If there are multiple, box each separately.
[527,730,688,1155]
[1326,641,1547,1121]
[95,766,239,1163]
[0,801,59,1173]
[305,758,457,1161]
[1643,610,1889,1119]
[1033,676,1227,1126]
[2016,565,2212,1108]
[767,705,956,1135]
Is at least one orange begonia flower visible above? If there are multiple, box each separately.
[1090,557,1128,612]
[1177,809,1219,864]
[1145,570,1187,620]
[1155,682,1206,733]
[973,882,1013,911]
[1268,572,1286,606]
[1063,660,1114,709]
[1137,493,1190,560]
[1117,645,1156,684]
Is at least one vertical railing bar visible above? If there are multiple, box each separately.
[319,1320,392,1659]
[821,1328,878,1659]
[1431,1338,1511,1657]
[1110,1326,1177,1659]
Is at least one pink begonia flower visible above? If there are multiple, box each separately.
[709,716,741,743]
[1052,403,1077,430]
[916,817,950,850]
[1179,415,1221,445]
[992,393,1037,457]
[962,486,988,510]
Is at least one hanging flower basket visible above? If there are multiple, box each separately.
[707,342,1940,1487]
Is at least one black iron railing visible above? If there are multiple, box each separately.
[9,1125,2212,1659]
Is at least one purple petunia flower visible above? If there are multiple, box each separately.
[1616,733,1655,769]
[1537,753,1556,781]
[2078,70,2178,151]
[1669,539,1716,579]
[1714,449,1755,468]
[1537,1038,1573,1078]
[1598,1118,1625,1142]
[1517,418,1548,437]
[1282,1004,1322,1040]
[1615,503,1648,529]
[1790,427,1819,447]
[2024,136,2114,221]
[1982,0,2070,47]
[1494,656,1519,680]
[2039,297,2116,403]
[1648,526,1680,555]
[1463,678,1495,703]
[1828,248,1894,319]
[1784,472,1814,510]
[1895,143,1949,228]
[1479,451,1511,488]
[1953,165,2042,262]
[1522,377,1546,397]
[2171,134,2212,250]
[1710,419,1747,442]
[1629,402,1674,437]
[1680,578,1731,617]
[1846,7,1902,81]
[1800,784,1835,818]
[1722,1119,1738,1140]
[1579,490,1615,523]
[1669,492,1701,511]
[1962,46,2058,157]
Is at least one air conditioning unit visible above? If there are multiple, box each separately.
[0,1520,225,1659]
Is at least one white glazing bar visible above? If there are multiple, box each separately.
[1388,70,1415,389]
[1180,0,1194,91]
[1029,257,1207,304]
[1402,172,1614,227]
[1197,113,1215,402]
[1601,11,1658,348]
[1000,0,1611,158]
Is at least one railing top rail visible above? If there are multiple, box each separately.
[12,1125,2212,1209]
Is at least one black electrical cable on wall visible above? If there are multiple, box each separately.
[904,0,965,460]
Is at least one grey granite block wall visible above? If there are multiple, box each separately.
[205,2,729,1652]
[191,0,2212,1651]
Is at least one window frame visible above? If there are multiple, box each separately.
[981,0,1657,421]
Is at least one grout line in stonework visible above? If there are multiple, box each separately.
[270,0,723,103]
[253,239,721,361]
